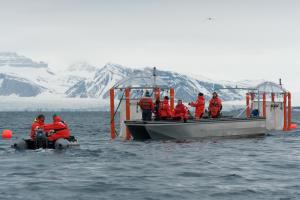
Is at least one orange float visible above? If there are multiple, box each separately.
[2,129,13,139]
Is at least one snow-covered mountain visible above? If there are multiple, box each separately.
[0,52,263,110]
[66,63,134,98]
[0,52,59,96]
[66,63,248,102]
[0,52,47,68]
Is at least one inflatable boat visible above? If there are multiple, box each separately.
[12,130,79,150]
[125,117,267,141]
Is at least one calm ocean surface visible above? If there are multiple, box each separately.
[0,111,300,200]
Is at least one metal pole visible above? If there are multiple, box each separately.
[283,93,288,131]
[153,67,157,87]
[246,93,251,117]
[110,88,116,139]
[125,88,131,140]
[288,92,292,130]
[170,88,175,111]
[263,93,267,118]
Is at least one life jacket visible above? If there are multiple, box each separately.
[44,116,70,142]
[190,96,205,119]
[139,97,154,110]
[209,97,222,118]
[158,99,172,118]
[173,104,188,120]
[30,119,44,140]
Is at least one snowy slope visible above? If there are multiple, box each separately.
[0,52,268,110]
[66,63,133,98]
[66,64,256,102]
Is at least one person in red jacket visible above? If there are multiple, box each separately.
[30,114,45,140]
[139,91,154,121]
[158,96,172,120]
[44,115,70,142]
[209,92,222,118]
[173,100,188,121]
[189,92,205,119]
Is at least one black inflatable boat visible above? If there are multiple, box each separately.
[12,130,79,150]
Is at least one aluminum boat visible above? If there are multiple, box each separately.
[125,117,267,140]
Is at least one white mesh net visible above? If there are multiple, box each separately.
[253,101,284,130]
[119,99,142,138]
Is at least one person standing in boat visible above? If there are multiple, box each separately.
[158,96,172,120]
[139,90,154,121]
[173,99,189,122]
[189,92,205,119]
[30,114,45,140]
[44,114,71,142]
[153,97,161,120]
[209,92,223,118]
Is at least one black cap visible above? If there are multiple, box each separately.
[164,96,169,100]
[198,92,204,96]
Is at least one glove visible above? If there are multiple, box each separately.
[47,130,55,136]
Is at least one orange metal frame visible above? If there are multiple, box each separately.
[287,92,292,130]
[283,93,288,131]
[246,93,251,117]
[125,88,131,140]
[109,87,175,140]
[109,88,116,139]
[262,93,267,118]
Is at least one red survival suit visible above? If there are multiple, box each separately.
[173,103,188,121]
[139,97,154,110]
[209,97,222,118]
[44,116,70,142]
[139,97,154,121]
[30,118,45,140]
[190,96,205,119]
[158,99,172,119]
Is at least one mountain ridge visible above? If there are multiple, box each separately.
[0,52,264,110]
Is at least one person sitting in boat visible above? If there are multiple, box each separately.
[44,114,70,142]
[189,92,205,119]
[30,114,45,140]
[158,96,172,120]
[139,90,154,121]
[208,92,223,118]
[173,100,188,122]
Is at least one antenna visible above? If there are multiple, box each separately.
[279,78,282,87]
[153,67,157,87]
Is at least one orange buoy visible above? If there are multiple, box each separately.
[2,129,13,139]
[289,123,298,130]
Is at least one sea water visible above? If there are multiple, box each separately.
[0,111,300,200]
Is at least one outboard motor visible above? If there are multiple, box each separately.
[35,129,48,149]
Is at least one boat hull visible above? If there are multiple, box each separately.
[12,136,79,150]
[125,118,267,140]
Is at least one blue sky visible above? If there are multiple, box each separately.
[0,0,299,101]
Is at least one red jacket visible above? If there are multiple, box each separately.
[190,96,205,119]
[30,119,44,140]
[44,116,70,142]
[173,103,188,120]
[139,97,154,110]
[209,97,222,118]
[158,99,172,118]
